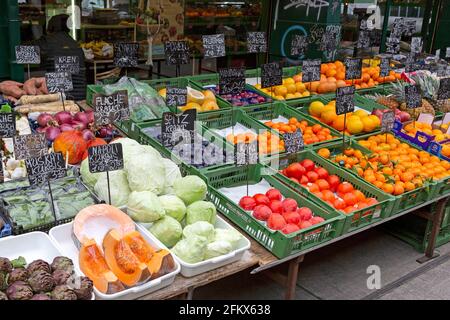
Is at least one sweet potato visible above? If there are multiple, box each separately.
[0,81,24,98]
[23,78,38,95]
[3,95,18,103]
[35,77,48,94]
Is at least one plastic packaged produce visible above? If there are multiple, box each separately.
[127,191,165,223]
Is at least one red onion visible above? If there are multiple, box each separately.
[74,112,90,125]
[45,126,61,141]
[59,123,73,132]
[85,110,94,124]
[36,127,47,134]
[98,127,113,138]
[37,113,54,127]
[71,120,87,131]
[55,111,72,125]
[82,129,95,141]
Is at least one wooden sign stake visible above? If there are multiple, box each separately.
[47,178,57,221]
[106,170,111,205]
[60,91,65,111]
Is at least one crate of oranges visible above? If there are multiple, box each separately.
[241,102,342,148]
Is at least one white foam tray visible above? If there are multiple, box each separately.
[0,232,95,300]
[49,222,181,300]
[140,215,251,278]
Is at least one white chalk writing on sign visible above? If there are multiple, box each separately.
[15,45,40,64]
[13,133,47,161]
[0,113,16,138]
[93,90,130,125]
[88,144,124,173]
[25,153,66,186]
[247,32,267,53]
[202,34,226,58]
[113,43,139,67]
[45,72,73,93]
[55,56,80,74]
[219,67,246,95]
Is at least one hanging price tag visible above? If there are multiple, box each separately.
[247,32,267,53]
[380,58,391,77]
[302,59,321,83]
[13,133,47,161]
[357,30,371,49]
[166,87,188,108]
[405,84,422,109]
[405,53,421,73]
[261,62,282,89]
[336,86,355,115]
[320,25,341,54]
[202,34,226,58]
[93,90,130,125]
[219,67,246,95]
[164,41,190,65]
[45,72,73,93]
[161,109,196,148]
[54,56,80,74]
[386,36,401,55]
[25,153,66,187]
[284,130,304,154]
[290,35,308,57]
[437,78,450,100]
[88,144,124,173]
[381,111,395,132]
[113,42,139,67]
[15,45,40,64]
[344,58,362,80]
[0,113,16,138]
[411,37,423,54]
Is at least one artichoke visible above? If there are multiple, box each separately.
[6,281,33,300]
[52,269,72,286]
[8,268,29,283]
[28,270,55,293]
[27,259,51,274]
[51,256,74,273]
[0,291,7,300]
[51,285,77,300]
[0,257,12,273]
[31,293,51,300]
[73,277,93,300]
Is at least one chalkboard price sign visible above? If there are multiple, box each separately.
[284,130,304,154]
[247,32,267,53]
[235,140,259,166]
[54,56,80,74]
[218,67,246,95]
[302,59,321,83]
[411,37,423,54]
[0,113,16,138]
[13,133,47,161]
[386,36,401,54]
[161,109,196,148]
[164,41,190,65]
[437,78,450,100]
[45,72,73,93]
[290,34,308,57]
[391,18,416,37]
[381,111,395,133]
[113,42,139,67]
[320,25,341,53]
[405,54,420,73]
[357,30,370,49]
[25,152,66,187]
[380,58,391,77]
[166,87,188,108]
[344,58,362,80]
[405,84,422,109]
[88,143,124,173]
[93,90,130,125]
[336,86,355,115]
[261,62,282,89]
[15,45,41,64]
[202,34,226,58]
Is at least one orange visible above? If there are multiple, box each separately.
[321,64,329,74]
[317,148,331,159]
[286,83,297,94]
[381,183,394,194]
[393,184,405,195]
[400,172,414,182]
[326,68,337,78]
[331,115,346,131]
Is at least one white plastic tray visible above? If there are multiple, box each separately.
[49,222,181,300]
[140,215,251,278]
[0,232,95,300]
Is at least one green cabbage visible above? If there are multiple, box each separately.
[162,159,182,194]
[204,240,233,260]
[80,158,100,189]
[214,228,243,250]
[172,235,208,264]
[182,221,215,242]
[159,195,186,222]
[173,175,207,205]
[148,215,182,248]
[127,191,165,223]
[94,170,130,207]
[186,201,216,225]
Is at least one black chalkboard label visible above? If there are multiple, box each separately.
[381,111,395,133]
[405,54,420,73]
[88,143,124,173]
[437,78,450,100]
[235,140,259,166]
[164,41,190,65]
[336,86,355,115]
[436,64,448,77]
[284,130,304,154]
[357,30,370,49]
[411,37,423,54]
[247,32,267,53]
[320,25,341,53]
[45,72,73,93]
[25,152,66,186]
[15,45,40,64]
[370,30,382,47]
[405,84,422,109]
[202,34,226,58]
[380,58,391,77]
[54,56,80,74]
[386,36,401,54]
[302,59,321,83]
[161,109,196,148]
[166,86,188,108]
[0,113,16,138]
[261,62,282,89]
[290,34,308,56]
[219,67,246,95]
[391,18,416,37]
[93,90,130,125]
[113,42,139,67]
[13,133,47,161]
[344,58,362,80]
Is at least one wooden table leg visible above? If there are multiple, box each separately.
[285,255,304,300]
[417,197,449,263]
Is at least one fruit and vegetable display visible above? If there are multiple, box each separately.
[280,159,378,214]
[225,130,284,155]
[400,121,450,142]
[0,255,93,300]
[206,85,271,107]
[0,78,49,104]
[308,100,381,135]
[158,87,220,112]
[81,41,113,60]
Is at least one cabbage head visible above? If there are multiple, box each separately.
[127,191,165,223]
[204,240,233,260]
[182,221,215,242]
[172,235,207,264]
[173,175,207,205]
[94,170,130,207]
[148,215,182,248]
[186,201,216,225]
[162,158,182,194]
[214,228,242,250]
[80,158,100,189]
[159,195,186,222]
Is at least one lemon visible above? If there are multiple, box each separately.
[346,118,364,134]
[283,77,295,85]
[202,100,219,111]
[368,115,381,127]
[353,109,369,118]
[182,102,202,111]
[274,85,288,97]
[309,101,325,117]
[285,93,296,100]
[202,90,216,102]
[187,87,205,104]
[321,110,338,125]
[361,116,377,132]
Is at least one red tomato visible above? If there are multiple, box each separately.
[327,175,341,192]
[290,177,299,184]
[282,223,300,234]
[282,198,298,213]
[297,207,313,221]
[299,175,309,185]
[267,214,286,230]
[310,216,325,225]
[253,193,270,206]
[285,163,306,179]
[337,182,354,196]
[365,197,379,206]
[282,211,301,225]
[298,220,313,229]
[306,171,319,182]
[321,190,336,202]
[266,188,282,201]
[239,196,256,210]
[316,179,330,191]
[269,200,283,213]
[315,167,329,179]
[252,205,272,221]
[343,192,358,206]
[308,183,320,193]
[344,206,355,214]
[333,198,346,210]
[301,159,315,172]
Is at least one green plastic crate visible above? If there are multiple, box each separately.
[268,150,395,233]
[240,101,343,148]
[203,164,346,258]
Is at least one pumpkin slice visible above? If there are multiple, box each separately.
[148,249,175,280]
[79,239,125,294]
[123,231,156,264]
[103,229,151,287]
[73,204,135,248]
